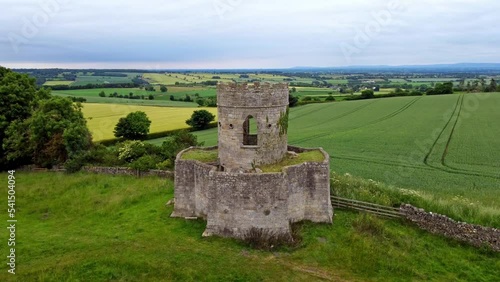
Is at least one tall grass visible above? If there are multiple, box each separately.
[331,172,500,228]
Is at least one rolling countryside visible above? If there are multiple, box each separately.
[139,93,500,216]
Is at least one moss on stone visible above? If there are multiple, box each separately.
[258,150,325,172]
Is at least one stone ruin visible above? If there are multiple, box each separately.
[171,82,333,239]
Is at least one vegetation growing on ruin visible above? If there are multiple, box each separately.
[277,106,289,136]
[180,148,218,163]
[258,149,325,172]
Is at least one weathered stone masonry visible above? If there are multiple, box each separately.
[217,82,289,172]
[172,82,333,239]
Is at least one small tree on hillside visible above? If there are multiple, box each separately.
[160,85,168,92]
[114,111,151,140]
[489,79,497,92]
[289,94,298,107]
[360,89,375,99]
[186,110,215,130]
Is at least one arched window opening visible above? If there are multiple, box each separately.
[243,115,258,145]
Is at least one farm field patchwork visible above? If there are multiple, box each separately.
[52,86,216,99]
[82,104,217,141]
[142,72,350,85]
[71,75,135,86]
[162,93,500,215]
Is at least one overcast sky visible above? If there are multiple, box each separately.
[0,0,499,69]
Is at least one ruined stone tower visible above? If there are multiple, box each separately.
[172,82,333,239]
[217,82,289,172]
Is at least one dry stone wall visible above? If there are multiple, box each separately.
[401,204,500,252]
[19,165,174,179]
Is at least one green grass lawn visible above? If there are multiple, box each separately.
[0,172,498,281]
[146,93,500,225]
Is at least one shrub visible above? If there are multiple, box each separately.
[156,159,173,170]
[289,94,298,107]
[161,130,203,160]
[64,154,85,173]
[118,140,147,162]
[325,95,335,101]
[242,224,303,251]
[129,155,159,171]
[360,89,375,99]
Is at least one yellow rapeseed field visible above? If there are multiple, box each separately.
[82,103,217,141]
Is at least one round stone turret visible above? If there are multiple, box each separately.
[217,82,289,172]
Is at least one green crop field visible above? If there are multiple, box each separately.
[82,104,217,141]
[149,93,500,218]
[1,172,498,281]
[43,80,74,86]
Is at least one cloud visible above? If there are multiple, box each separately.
[0,0,499,68]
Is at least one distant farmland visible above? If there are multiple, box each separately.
[82,104,217,141]
[152,93,500,211]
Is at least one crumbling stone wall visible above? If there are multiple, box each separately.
[81,166,174,178]
[217,83,289,172]
[401,204,500,252]
[19,165,174,178]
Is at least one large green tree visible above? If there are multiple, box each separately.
[0,67,50,169]
[186,110,215,130]
[114,111,152,140]
[4,96,92,168]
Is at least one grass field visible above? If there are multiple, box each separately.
[82,104,217,141]
[43,80,74,86]
[0,172,498,281]
[148,93,500,224]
